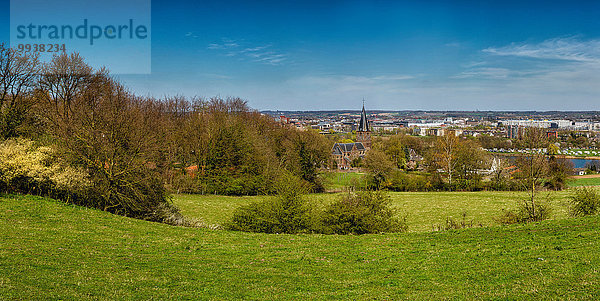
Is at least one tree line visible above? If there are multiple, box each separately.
[0,45,329,222]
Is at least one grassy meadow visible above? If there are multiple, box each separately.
[173,191,573,232]
[2,194,600,299]
[569,176,600,187]
[321,171,367,191]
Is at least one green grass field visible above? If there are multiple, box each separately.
[321,171,366,191]
[569,177,600,187]
[2,194,600,299]
[173,191,573,232]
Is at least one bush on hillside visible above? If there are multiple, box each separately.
[495,197,552,225]
[569,187,600,217]
[519,197,553,222]
[226,173,315,233]
[319,191,407,234]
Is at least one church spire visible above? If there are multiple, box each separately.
[358,100,370,132]
[356,100,371,149]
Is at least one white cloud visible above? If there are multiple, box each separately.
[372,75,414,81]
[453,67,510,79]
[483,37,600,63]
[200,73,232,79]
[452,67,544,80]
[456,37,600,83]
[207,39,288,65]
[207,43,224,50]
[242,45,270,53]
[433,37,600,109]
[185,32,199,39]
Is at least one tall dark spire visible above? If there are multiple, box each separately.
[358,101,370,132]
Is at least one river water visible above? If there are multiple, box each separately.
[500,155,599,169]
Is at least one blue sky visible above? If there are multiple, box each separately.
[2,0,600,110]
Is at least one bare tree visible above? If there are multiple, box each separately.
[514,128,551,220]
[429,134,489,190]
[431,133,460,187]
[0,44,40,138]
[36,53,95,122]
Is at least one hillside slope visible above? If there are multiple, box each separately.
[1,195,599,300]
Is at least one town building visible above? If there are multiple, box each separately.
[506,124,522,139]
[331,142,367,169]
[331,103,372,169]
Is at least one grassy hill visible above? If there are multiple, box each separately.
[2,194,600,299]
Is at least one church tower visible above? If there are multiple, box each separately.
[356,102,371,149]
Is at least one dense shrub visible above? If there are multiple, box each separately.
[363,149,394,189]
[487,177,524,192]
[377,171,493,192]
[495,197,552,225]
[226,173,315,233]
[544,156,573,191]
[228,179,408,235]
[494,209,521,225]
[450,178,485,192]
[319,191,407,234]
[569,187,600,217]
[384,171,430,192]
[172,173,204,194]
[519,197,553,222]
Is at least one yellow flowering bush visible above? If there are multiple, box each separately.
[0,139,90,193]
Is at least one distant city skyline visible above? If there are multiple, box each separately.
[2,0,600,111]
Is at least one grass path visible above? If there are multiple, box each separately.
[2,195,600,299]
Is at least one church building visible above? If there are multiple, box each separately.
[331,103,372,169]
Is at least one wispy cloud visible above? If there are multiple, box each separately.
[452,67,543,80]
[185,32,199,39]
[207,39,289,65]
[483,37,600,63]
[242,45,270,53]
[432,36,600,109]
[453,67,510,79]
[200,73,233,79]
[372,75,415,81]
[207,43,223,49]
[456,37,600,81]
[299,75,414,86]
[445,42,461,48]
